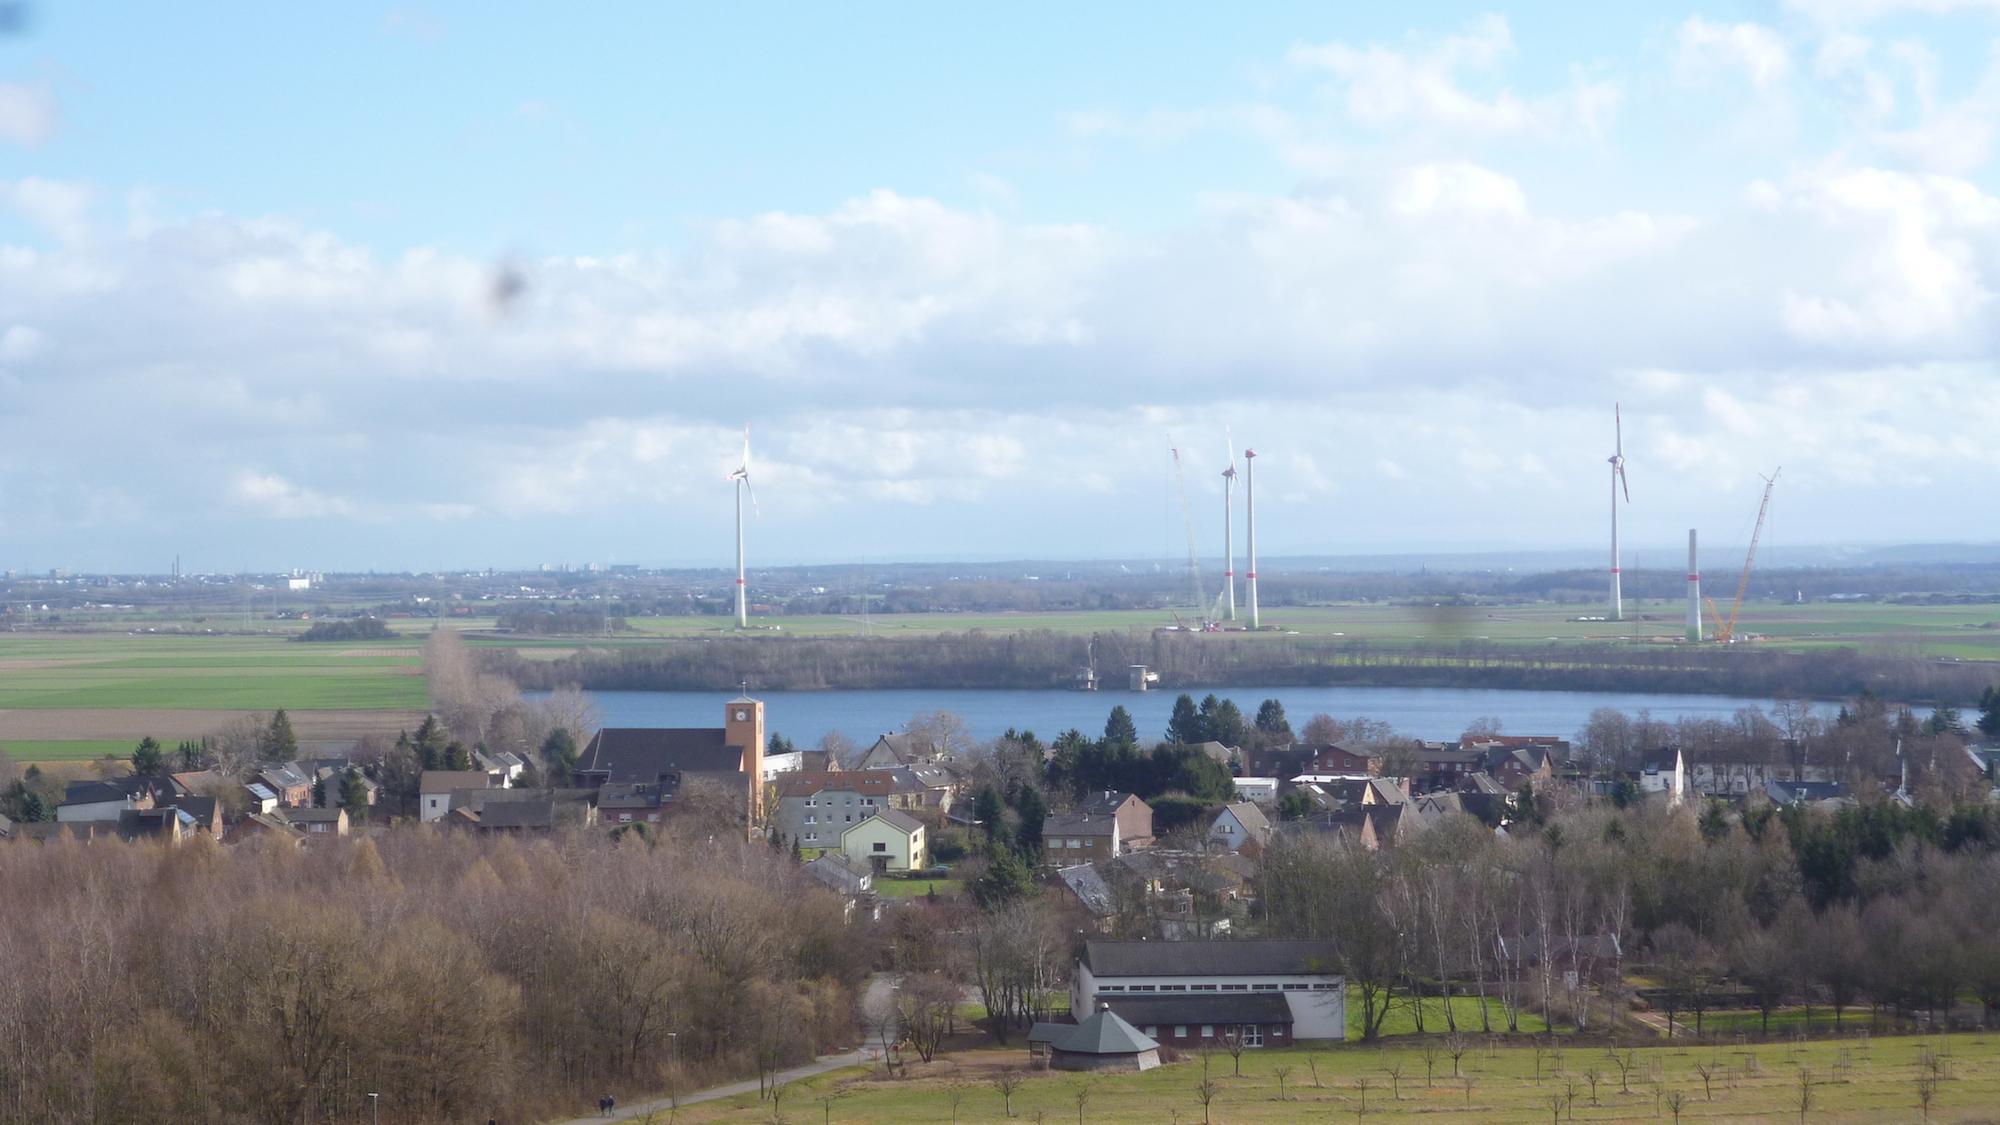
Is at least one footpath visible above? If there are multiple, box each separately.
[551,974,901,1124]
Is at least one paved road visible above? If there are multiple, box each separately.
[553,974,901,1124]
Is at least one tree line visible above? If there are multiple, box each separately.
[485,628,1997,705]
[0,814,867,1124]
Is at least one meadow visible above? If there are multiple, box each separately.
[668,1031,2000,1124]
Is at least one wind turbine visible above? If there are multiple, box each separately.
[1220,433,1238,623]
[1608,404,1630,622]
[1244,445,1260,630]
[727,426,756,628]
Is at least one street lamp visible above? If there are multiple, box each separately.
[367,1092,379,1125]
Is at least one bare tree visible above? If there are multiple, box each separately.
[1794,1067,1815,1124]
[1608,1048,1635,1093]
[1272,1063,1293,1101]
[1383,1058,1404,1100]
[1353,1075,1371,1118]
[945,1084,968,1125]
[1194,1074,1220,1124]
[1916,1072,1938,1121]
[993,1071,1025,1117]
[1664,1089,1686,1124]
[1584,1068,1601,1107]
[1218,1025,1247,1076]
[1419,1040,1440,1087]
[1693,1060,1717,1101]
[1446,1034,1470,1078]
[1072,1079,1092,1125]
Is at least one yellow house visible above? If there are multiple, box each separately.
[839,808,927,873]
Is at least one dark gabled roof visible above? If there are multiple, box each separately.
[865,732,935,764]
[280,807,344,824]
[169,797,220,826]
[420,770,492,795]
[1075,791,1140,816]
[863,807,924,835]
[62,774,160,806]
[804,852,873,893]
[1639,747,1681,772]
[579,728,743,783]
[597,783,664,810]
[259,764,311,790]
[1057,863,1115,917]
[1045,809,1120,836]
[1051,1007,1158,1055]
[479,799,556,829]
[1083,940,1340,978]
[1105,993,1293,1028]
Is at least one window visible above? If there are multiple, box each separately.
[1244,1025,1264,1048]
[873,842,887,852]
[805,815,815,824]
[1221,984,1248,991]
[1100,985,1124,992]
[1068,838,1084,848]
[1253,983,1279,991]
[1130,985,1157,992]
[1160,984,1187,992]
[1144,1026,1158,1037]
[805,833,816,842]
[1282,983,1308,991]
[1174,1025,1188,1038]
[618,813,631,823]
[1311,983,1338,991]
[1199,1024,1213,1038]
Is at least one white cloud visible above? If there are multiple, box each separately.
[228,471,355,520]
[1288,15,1615,137]
[0,83,55,146]
[1675,18,1793,91]
[3,178,92,243]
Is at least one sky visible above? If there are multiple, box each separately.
[4,1,2000,573]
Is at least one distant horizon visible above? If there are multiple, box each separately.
[12,538,2000,582]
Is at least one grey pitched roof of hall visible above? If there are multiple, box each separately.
[1105,992,1293,1028]
[1083,940,1339,978]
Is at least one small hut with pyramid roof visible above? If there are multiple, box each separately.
[1027,1004,1161,1072]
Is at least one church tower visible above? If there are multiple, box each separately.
[725,693,766,824]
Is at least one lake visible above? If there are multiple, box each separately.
[533,685,1824,746]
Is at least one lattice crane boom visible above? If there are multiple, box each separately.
[1716,468,1780,643]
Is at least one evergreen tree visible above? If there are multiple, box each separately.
[339,768,369,822]
[541,728,580,786]
[1698,800,1732,842]
[972,784,1006,845]
[1925,706,1965,737]
[970,849,1033,908]
[413,715,448,770]
[1209,698,1248,748]
[1166,694,1204,744]
[1978,686,2000,738]
[1103,706,1139,748]
[1254,698,1291,737]
[262,709,299,763]
[444,741,474,771]
[791,836,803,862]
[175,739,205,771]
[1013,786,1047,862]
[17,789,48,823]
[313,775,329,808]
[768,732,797,756]
[1048,729,1091,796]
[130,737,165,777]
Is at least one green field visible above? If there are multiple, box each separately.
[874,877,964,898]
[0,739,143,763]
[0,633,428,710]
[668,1032,2000,1123]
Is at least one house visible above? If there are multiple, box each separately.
[56,775,164,823]
[168,769,224,799]
[1187,741,1239,770]
[451,788,598,831]
[574,696,768,825]
[116,806,197,844]
[1041,791,1153,866]
[1308,743,1384,777]
[854,731,937,770]
[1102,850,1252,940]
[839,807,926,873]
[1637,747,1687,805]
[419,771,496,823]
[1289,804,1414,850]
[1762,778,1850,807]
[1232,777,1279,805]
[474,749,527,785]
[1479,745,1557,790]
[1057,863,1117,932]
[904,761,964,813]
[1106,993,1295,1051]
[170,796,225,835]
[762,748,838,779]
[803,852,878,922]
[243,783,279,815]
[1027,1005,1161,1072]
[313,766,379,810]
[279,806,349,836]
[225,811,306,846]
[771,768,930,850]
[1206,802,1272,853]
[1408,748,1484,791]
[1072,940,1345,1041]
[255,764,314,808]
[597,782,667,826]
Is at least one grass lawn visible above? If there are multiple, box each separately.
[0,634,428,711]
[874,877,963,898]
[667,1031,2000,1123]
[1353,989,1548,1038]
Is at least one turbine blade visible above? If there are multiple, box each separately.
[1620,465,1631,504]
[1615,403,1622,458]
[742,425,752,475]
[744,474,760,517]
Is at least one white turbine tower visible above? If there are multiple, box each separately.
[726,426,756,628]
[1220,434,1238,623]
[1244,446,1260,630]
[1608,404,1630,622]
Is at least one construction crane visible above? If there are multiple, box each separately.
[1708,468,1780,644]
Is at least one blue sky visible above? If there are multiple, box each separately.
[5,2,2000,572]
